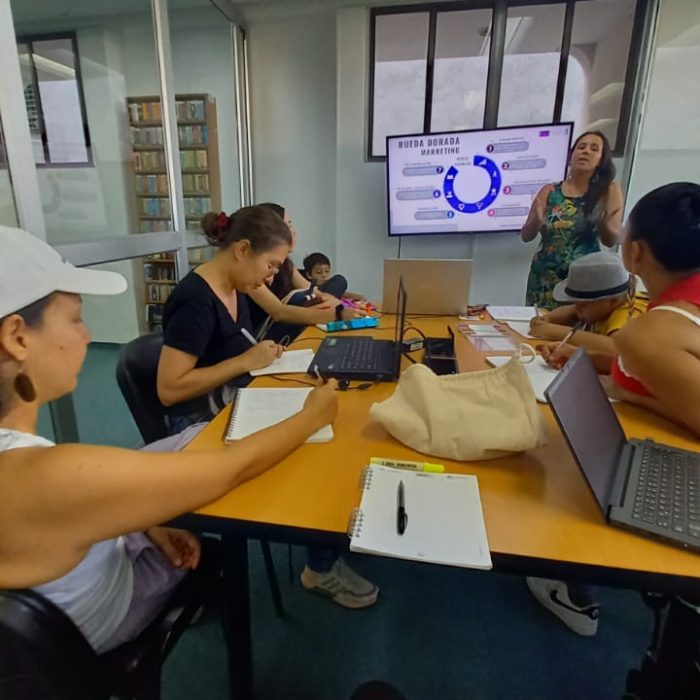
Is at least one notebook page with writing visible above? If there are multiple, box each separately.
[505,321,538,339]
[487,306,537,322]
[486,356,557,403]
[225,388,333,443]
[349,465,491,570]
[249,349,315,376]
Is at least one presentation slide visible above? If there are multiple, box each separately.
[386,123,572,236]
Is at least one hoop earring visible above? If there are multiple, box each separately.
[14,369,37,403]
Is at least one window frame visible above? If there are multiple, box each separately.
[367,0,651,161]
[15,31,93,168]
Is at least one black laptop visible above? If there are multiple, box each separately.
[545,348,700,551]
[308,279,407,381]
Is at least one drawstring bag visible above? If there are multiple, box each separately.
[369,359,548,461]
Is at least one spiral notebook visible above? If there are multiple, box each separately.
[348,465,492,570]
[224,388,334,443]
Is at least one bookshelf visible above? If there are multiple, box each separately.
[127,93,220,332]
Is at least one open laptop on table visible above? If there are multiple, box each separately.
[308,278,407,381]
[382,258,471,316]
[545,348,700,552]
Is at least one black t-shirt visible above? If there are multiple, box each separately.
[162,271,253,419]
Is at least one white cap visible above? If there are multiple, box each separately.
[0,226,127,318]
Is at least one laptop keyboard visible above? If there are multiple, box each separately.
[337,339,380,372]
[632,444,700,539]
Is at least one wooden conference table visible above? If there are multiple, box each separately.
[175,313,700,699]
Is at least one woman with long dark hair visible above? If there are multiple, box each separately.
[521,130,624,309]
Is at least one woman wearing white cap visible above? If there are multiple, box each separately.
[0,226,337,652]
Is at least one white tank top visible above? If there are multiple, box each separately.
[0,429,134,652]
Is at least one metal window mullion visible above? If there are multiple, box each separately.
[0,0,46,237]
[242,31,254,204]
[232,25,247,207]
[26,40,51,165]
[151,0,189,280]
[553,0,575,123]
[422,9,438,133]
[483,0,507,128]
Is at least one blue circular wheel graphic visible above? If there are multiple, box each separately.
[443,156,501,214]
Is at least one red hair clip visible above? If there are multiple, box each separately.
[216,211,228,230]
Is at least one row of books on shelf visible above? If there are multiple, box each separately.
[130,124,209,147]
[133,149,209,172]
[135,174,168,195]
[139,218,203,232]
[146,303,164,327]
[140,220,171,232]
[139,196,211,218]
[129,99,206,125]
[147,283,175,303]
[144,263,176,281]
[135,173,210,195]
[140,198,171,217]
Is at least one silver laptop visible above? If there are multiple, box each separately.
[382,259,471,315]
[546,348,700,552]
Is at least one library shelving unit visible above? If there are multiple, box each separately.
[127,93,220,331]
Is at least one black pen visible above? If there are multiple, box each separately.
[396,480,408,535]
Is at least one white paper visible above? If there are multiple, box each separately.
[465,323,506,336]
[486,356,558,403]
[225,388,333,443]
[505,321,538,339]
[487,305,537,322]
[470,336,518,352]
[350,465,492,570]
[249,349,314,377]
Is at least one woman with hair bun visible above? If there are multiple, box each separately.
[521,130,624,309]
[156,206,380,607]
[157,206,292,430]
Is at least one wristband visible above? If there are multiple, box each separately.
[335,303,344,321]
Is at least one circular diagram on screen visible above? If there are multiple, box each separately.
[443,156,501,214]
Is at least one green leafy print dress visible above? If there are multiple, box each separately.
[525,183,601,309]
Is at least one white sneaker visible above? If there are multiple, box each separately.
[526,577,599,636]
[300,558,379,609]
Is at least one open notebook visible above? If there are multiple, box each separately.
[249,349,315,377]
[486,356,557,403]
[224,388,333,443]
[348,465,492,570]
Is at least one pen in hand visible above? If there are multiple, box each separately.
[396,480,408,535]
[554,320,584,354]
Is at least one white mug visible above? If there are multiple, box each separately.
[514,342,536,364]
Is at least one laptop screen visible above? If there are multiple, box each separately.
[393,277,408,374]
[544,349,627,513]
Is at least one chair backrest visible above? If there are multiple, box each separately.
[116,332,169,444]
[0,588,105,700]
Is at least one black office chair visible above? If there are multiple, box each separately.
[0,579,202,700]
[116,333,286,617]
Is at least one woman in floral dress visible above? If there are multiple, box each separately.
[521,131,624,309]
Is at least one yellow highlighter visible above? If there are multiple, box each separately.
[370,457,445,473]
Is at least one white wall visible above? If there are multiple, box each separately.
[334,6,535,305]
[248,14,337,262]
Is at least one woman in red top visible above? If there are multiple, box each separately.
[608,182,700,437]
